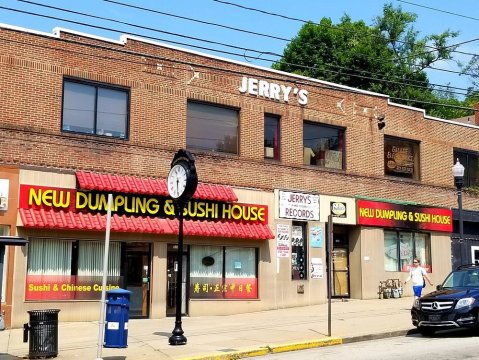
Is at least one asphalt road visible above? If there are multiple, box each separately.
[252,329,479,360]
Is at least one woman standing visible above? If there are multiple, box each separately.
[404,258,433,302]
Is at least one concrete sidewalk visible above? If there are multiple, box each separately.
[0,296,415,360]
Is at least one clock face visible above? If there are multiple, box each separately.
[167,164,188,199]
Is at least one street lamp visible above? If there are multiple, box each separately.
[452,158,465,264]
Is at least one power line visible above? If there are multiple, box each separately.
[1,26,476,115]
[13,2,477,94]
[212,0,479,58]
[2,3,473,96]
[397,0,479,22]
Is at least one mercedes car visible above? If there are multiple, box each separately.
[411,264,479,336]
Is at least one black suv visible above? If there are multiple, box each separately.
[411,264,479,336]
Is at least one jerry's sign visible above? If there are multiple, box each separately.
[19,185,268,224]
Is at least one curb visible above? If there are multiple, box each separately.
[180,329,418,360]
[181,337,342,360]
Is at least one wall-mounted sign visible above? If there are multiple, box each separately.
[19,185,268,224]
[310,226,323,248]
[385,144,414,175]
[276,224,290,258]
[239,76,308,105]
[279,190,319,221]
[330,202,347,218]
[0,179,9,211]
[310,258,323,279]
[357,199,452,232]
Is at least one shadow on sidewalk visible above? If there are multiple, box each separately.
[0,353,21,360]
[103,357,126,360]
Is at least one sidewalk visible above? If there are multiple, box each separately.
[0,296,415,360]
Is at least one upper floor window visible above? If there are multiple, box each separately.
[62,79,129,139]
[384,136,420,181]
[303,122,345,169]
[264,114,280,160]
[454,149,479,188]
[187,101,239,154]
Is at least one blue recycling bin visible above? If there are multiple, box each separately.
[104,288,131,348]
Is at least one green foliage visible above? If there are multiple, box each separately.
[272,3,471,119]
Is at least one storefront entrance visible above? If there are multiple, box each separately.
[166,244,188,316]
[124,243,151,318]
[332,227,350,298]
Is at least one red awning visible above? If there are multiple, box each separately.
[19,209,273,240]
[76,171,238,202]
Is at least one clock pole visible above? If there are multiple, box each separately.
[169,200,187,345]
[167,149,198,346]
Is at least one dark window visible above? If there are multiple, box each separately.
[264,114,280,160]
[303,122,345,169]
[187,102,239,154]
[291,222,307,280]
[454,149,479,188]
[384,136,420,180]
[62,79,129,139]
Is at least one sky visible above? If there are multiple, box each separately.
[0,0,478,101]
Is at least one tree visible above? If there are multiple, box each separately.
[272,3,464,118]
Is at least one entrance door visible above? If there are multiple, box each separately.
[332,248,349,297]
[332,227,350,298]
[167,245,188,316]
[471,246,479,265]
[125,243,150,318]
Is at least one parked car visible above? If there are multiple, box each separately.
[411,264,479,336]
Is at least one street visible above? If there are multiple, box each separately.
[252,330,479,360]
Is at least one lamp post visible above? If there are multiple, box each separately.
[452,158,465,264]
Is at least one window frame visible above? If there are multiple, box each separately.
[186,100,240,155]
[384,230,432,272]
[189,245,259,299]
[454,148,479,188]
[61,78,130,140]
[384,136,420,181]
[264,114,280,160]
[303,121,345,170]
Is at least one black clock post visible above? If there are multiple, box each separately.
[167,149,198,346]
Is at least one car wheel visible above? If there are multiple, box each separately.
[419,328,435,336]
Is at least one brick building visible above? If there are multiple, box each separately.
[0,23,478,328]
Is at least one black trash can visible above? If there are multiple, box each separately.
[23,309,60,359]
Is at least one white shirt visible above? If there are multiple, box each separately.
[409,266,426,286]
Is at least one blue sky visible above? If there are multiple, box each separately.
[0,0,478,100]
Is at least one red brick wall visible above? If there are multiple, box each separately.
[0,27,478,210]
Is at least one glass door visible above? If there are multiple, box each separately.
[125,243,150,318]
[332,248,349,297]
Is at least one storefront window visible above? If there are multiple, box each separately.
[291,222,307,280]
[190,245,257,299]
[303,122,345,169]
[384,136,420,180]
[26,239,122,300]
[384,231,431,272]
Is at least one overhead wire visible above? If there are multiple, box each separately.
[0,3,476,112]
[211,0,479,58]
[4,2,474,96]
[397,0,479,22]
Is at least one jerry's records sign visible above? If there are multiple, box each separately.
[357,199,452,232]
